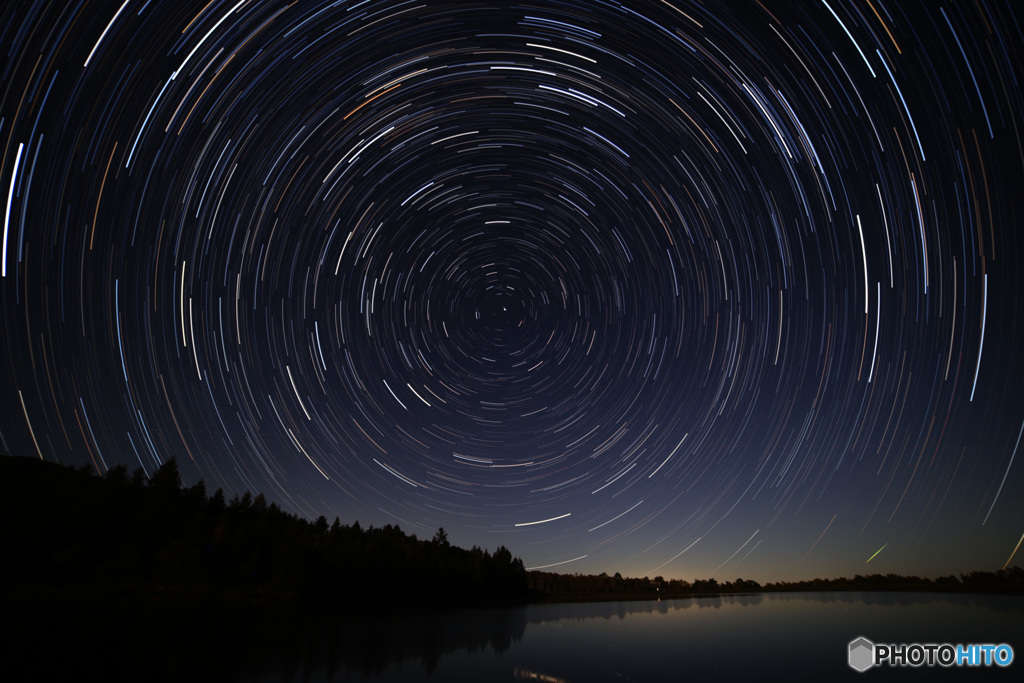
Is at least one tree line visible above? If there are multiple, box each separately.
[527,565,1024,600]
[1,455,527,606]
[527,571,760,600]
[4,454,1019,606]
[761,568,1024,594]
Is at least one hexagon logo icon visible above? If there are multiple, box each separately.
[849,637,875,672]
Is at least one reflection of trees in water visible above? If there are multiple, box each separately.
[9,592,1019,680]
[321,608,528,677]
[3,600,529,682]
[522,593,765,624]
[763,590,1024,614]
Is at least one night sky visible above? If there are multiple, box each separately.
[2,0,1023,584]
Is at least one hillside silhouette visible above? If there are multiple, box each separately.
[0,455,527,607]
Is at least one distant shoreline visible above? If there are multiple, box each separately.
[526,584,1024,605]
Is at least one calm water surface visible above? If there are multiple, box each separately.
[7,592,1022,681]
[252,592,1024,682]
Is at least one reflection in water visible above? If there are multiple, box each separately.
[3,598,528,682]
[295,605,529,678]
[5,592,1022,681]
[513,666,569,683]
[522,592,764,625]
[763,589,1024,613]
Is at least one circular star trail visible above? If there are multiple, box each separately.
[2,0,1024,581]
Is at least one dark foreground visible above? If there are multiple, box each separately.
[4,454,1022,681]
[6,590,1023,683]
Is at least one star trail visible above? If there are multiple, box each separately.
[2,0,1023,583]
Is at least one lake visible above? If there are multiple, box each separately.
[248,592,1023,682]
[6,592,1022,681]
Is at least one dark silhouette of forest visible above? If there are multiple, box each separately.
[4,454,1020,610]
[0,455,527,607]
[762,569,1024,594]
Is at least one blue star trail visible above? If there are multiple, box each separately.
[2,0,1023,583]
